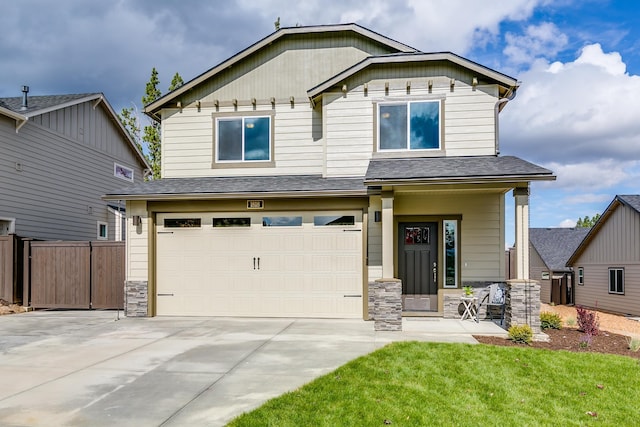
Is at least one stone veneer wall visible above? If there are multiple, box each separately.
[125,280,148,317]
[505,280,541,335]
[368,279,402,331]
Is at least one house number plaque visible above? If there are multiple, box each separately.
[247,200,264,210]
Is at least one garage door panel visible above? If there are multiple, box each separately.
[156,211,363,318]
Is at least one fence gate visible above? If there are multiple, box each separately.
[0,235,21,303]
[26,241,124,309]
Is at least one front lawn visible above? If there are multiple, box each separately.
[229,341,640,426]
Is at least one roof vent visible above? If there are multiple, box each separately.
[20,85,29,110]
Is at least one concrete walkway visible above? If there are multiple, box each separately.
[0,311,506,426]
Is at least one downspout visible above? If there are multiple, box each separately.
[494,85,518,155]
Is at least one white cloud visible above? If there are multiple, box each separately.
[558,219,577,227]
[501,43,640,165]
[504,22,568,64]
[564,193,612,204]
[540,159,638,191]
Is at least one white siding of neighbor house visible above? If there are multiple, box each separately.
[366,191,506,283]
[574,203,640,316]
[529,246,551,303]
[0,108,143,241]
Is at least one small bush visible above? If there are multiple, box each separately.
[540,312,562,330]
[565,317,576,328]
[576,305,600,336]
[508,324,533,344]
[627,337,640,352]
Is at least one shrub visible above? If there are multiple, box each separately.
[565,317,576,328]
[576,305,600,336]
[627,337,640,352]
[540,312,562,330]
[508,324,533,344]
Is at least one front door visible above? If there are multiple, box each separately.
[398,222,438,311]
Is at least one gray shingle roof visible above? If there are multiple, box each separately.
[365,156,554,183]
[0,93,99,115]
[105,175,368,199]
[530,228,590,271]
[618,195,640,213]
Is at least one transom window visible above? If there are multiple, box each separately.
[608,268,624,294]
[378,100,440,151]
[216,116,271,162]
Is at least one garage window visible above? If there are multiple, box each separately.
[314,215,355,226]
[213,217,251,227]
[164,218,201,228]
[262,216,302,227]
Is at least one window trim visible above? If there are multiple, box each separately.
[97,221,108,240]
[212,110,275,169]
[577,267,584,286]
[608,267,624,295]
[114,163,134,182]
[374,98,444,153]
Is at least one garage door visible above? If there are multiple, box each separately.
[156,211,363,318]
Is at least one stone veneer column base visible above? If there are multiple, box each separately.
[505,280,541,335]
[125,280,149,317]
[370,279,402,331]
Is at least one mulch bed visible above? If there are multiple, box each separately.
[474,328,640,359]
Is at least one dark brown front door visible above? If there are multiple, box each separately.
[398,222,438,311]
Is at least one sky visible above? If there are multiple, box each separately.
[1,0,638,247]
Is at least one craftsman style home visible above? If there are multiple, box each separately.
[567,195,640,316]
[106,24,554,318]
[0,90,148,241]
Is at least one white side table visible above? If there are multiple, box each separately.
[460,296,478,321]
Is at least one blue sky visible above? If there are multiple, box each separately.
[1,0,638,247]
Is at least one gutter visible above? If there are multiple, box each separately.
[103,188,371,202]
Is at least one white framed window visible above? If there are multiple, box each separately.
[378,100,441,151]
[97,221,108,240]
[443,219,458,288]
[0,217,15,235]
[577,267,584,285]
[114,163,134,182]
[608,268,624,294]
[215,115,272,163]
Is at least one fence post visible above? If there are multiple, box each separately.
[22,239,32,308]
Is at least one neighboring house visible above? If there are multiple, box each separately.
[528,228,589,305]
[0,89,148,241]
[105,24,554,318]
[567,195,640,316]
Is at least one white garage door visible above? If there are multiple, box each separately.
[156,211,363,318]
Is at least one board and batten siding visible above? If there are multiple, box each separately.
[529,246,552,303]
[0,112,142,241]
[161,103,324,178]
[574,203,640,316]
[365,192,506,284]
[323,78,499,177]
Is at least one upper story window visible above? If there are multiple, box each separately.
[378,100,441,151]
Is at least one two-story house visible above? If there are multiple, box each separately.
[106,24,554,318]
[1,90,148,241]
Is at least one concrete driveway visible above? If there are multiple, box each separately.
[0,310,506,426]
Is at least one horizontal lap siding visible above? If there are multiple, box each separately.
[574,204,640,315]
[0,116,141,241]
[126,201,148,281]
[529,248,551,303]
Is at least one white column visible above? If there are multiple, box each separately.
[513,186,530,280]
[381,192,395,279]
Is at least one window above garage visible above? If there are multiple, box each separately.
[212,110,275,169]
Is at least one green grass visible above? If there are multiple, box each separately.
[228,342,640,426]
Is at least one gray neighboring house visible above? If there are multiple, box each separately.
[529,227,589,305]
[0,89,148,241]
[567,195,640,316]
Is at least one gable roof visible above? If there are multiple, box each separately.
[364,156,555,185]
[567,194,640,265]
[530,227,590,272]
[308,52,518,102]
[145,23,417,116]
[0,92,149,170]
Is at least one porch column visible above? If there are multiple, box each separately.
[381,191,395,278]
[513,186,530,280]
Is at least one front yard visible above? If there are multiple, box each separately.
[229,341,640,426]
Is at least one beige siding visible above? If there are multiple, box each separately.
[126,201,149,281]
[574,204,640,315]
[394,191,505,283]
[529,246,551,303]
[0,114,143,241]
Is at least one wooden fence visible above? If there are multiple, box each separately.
[22,240,125,309]
[0,235,21,303]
